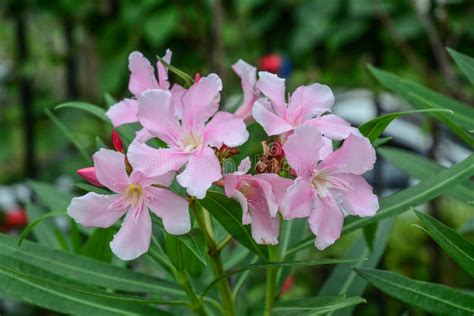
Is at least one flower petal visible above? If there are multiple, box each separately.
[110,210,152,260]
[253,173,292,209]
[232,59,258,120]
[305,114,359,140]
[128,143,188,177]
[146,187,191,235]
[249,205,280,245]
[170,84,186,119]
[137,89,183,147]
[176,146,222,199]
[333,174,379,217]
[231,190,251,225]
[252,99,293,136]
[128,51,158,96]
[237,157,251,174]
[133,128,154,144]
[182,74,222,129]
[283,125,323,178]
[156,49,172,90]
[68,193,127,227]
[287,83,334,123]
[106,98,139,127]
[256,71,287,118]
[309,196,344,250]
[319,134,376,175]
[93,149,129,193]
[204,111,249,148]
[281,178,314,219]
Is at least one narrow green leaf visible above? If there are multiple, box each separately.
[0,233,184,295]
[156,55,194,86]
[104,93,117,106]
[174,228,207,265]
[74,182,111,195]
[165,234,185,271]
[287,153,474,255]
[273,295,366,315]
[24,202,61,248]
[18,212,67,246]
[44,108,90,162]
[459,218,474,234]
[29,180,74,211]
[202,258,365,297]
[355,268,474,316]
[372,136,392,148]
[447,48,474,85]
[0,254,164,315]
[362,222,378,251]
[200,191,268,259]
[319,218,394,316]
[359,109,452,143]
[56,101,110,123]
[414,209,474,277]
[81,228,115,263]
[379,147,474,205]
[368,65,474,145]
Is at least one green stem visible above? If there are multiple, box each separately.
[264,245,280,316]
[175,270,206,316]
[191,200,236,316]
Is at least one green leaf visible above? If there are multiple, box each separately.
[18,212,68,246]
[372,136,392,148]
[24,202,61,248]
[459,218,474,234]
[319,218,394,316]
[272,295,366,315]
[174,228,207,266]
[379,147,474,205]
[56,101,110,123]
[414,210,474,277]
[156,55,194,87]
[0,233,183,295]
[359,109,453,143]
[368,65,474,146]
[29,180,74,211]
[202,258,365,297]
[81,228,115,263]
[287,153,474,255]
[447,48,474,85]
[165,234,185,271]
[362,222,377,251]
[74,182,111,195]
[44,108,90,162]
[0,254,173,315]
[200,191,268,259]
[355,268,474,316]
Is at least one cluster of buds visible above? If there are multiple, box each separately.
[255,140,285,174]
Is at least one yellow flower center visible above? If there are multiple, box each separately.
[181,130,203,153]
[125,184,144,207]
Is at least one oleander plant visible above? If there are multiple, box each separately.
[2,47,474,316]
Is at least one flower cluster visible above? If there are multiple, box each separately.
[68,50,379,260]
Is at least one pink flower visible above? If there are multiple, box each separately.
[282,125,378,250]
[105,50,186,139]
[129,74,249,199]
[232,60,259,121]
[224,158,292,245]
[68,148,190,260]
[252,72,358,143]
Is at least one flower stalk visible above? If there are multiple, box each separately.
[264,245,280,316]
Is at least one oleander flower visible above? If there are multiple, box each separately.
[129,74,249,199]
[232,59,259,121]
[252,71,359,150]
[281,125,378,250]
[68,148,190,260]
[224,157,292,245]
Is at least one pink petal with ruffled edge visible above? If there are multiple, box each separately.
[256,72,287,118]
[305,114,359,140]
[128,51,158,96]
[252,99,293,136]
[281,178,314,219]
[204,111,249,148]
[128,143,188,177]
[176,146,222,199]
[106,98,139,127]
[92,149,130,193]
[137,89,183,147]
[232,59,258,120]
[67,193,127,227]
[283,125,324,179]
[287,83,334,124]
[319,134,376,175]
[309,196,344,250]
[332,174,379,217]
[182,74,222,129]
[146,187,191,235]
[110,210,152,260]
[249,203,280,245]
[156,49,172,90]
[170,84,186,119]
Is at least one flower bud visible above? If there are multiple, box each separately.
[77,167,104,187]
[194,72,201,83]
[4,209,28,227]
[111,130,124,153]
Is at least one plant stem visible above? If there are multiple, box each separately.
[191,199,236,316]
[264,245,280,316]
[175,270,206,316]
[216,234,233,253]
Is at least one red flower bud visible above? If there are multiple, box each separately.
[77,167,104,187]
[4,209,28,227]
[194,72,201,83]
[258,54,282,74]
[280,275,295,295]
[111,130,124,153]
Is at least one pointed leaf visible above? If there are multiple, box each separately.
[81,228,115,263]
[273,295,366,316]
[447,48,474,85]
[56,101,110,123]
[29,180,74,212]
[414,209,474,277]
[174,228,207,265]
[355,268,474,316]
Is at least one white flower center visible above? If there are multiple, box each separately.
[311,170,333,198]
[125,184,144,207]
[180,130,203,153]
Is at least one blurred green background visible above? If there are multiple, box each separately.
[0,0,473,315]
